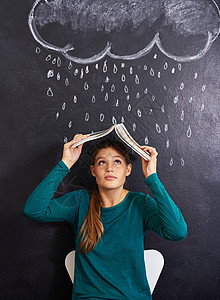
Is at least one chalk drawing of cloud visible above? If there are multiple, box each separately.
[29,0,220,63]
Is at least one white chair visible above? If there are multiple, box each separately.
[65,249,164,294]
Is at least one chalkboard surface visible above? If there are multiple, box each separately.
[0,1,220,299]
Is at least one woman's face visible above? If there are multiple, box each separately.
[90,147,132,191]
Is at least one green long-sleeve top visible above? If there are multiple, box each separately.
[23,161,187,300]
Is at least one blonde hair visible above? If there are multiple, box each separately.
[78,140,130,255]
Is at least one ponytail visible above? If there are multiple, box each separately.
[78,187,104,255]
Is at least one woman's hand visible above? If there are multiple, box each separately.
[139,146,158,178]
[62,134,90,169]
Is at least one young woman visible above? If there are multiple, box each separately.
[23,134,187,300]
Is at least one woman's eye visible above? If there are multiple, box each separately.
[98,160,105,165]
[115,160,121,164]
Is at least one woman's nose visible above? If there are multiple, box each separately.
[106,162,113,172]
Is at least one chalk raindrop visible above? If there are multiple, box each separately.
[181,110,184,120]
[174,95,179,104]
[46,54,51,61]
[57,72,61,80]
[180,82,184,90]
[150,68,154,76]
[169,158,174,166]
[156,123,161,133]
[85,113,89,121]
[73,95,77,103]
[100,113,105,122]
[65,78,70,86]
[36,47,41,53]
[104,93,109,101]
[201,103,205,111]
[103,60,107,73]
[135,75,139,84]
[187,126,192,138]
[85,66,89,73]
[57,57,61,67]
[111,84,116,92]
[112,116,117,124]
[47,70,54,78]
[164,62,168,69]
[80,69,84,79]
[84,82,89,90]
[47,87,53,97]
[137,109,142,117]
[121,74,126,82]
[124,85,129,93]
[113,64,118,73]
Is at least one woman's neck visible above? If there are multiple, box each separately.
[98,187,129,208]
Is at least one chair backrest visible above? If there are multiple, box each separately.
[65,249,164,294]
[144,249,164,293]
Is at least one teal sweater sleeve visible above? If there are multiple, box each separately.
[23,161,81,223]
[143,173,187,241]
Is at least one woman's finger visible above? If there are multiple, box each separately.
[64,134,90,148]
[140,145,154,149]
[71,134,90,144]
[140,146,158,156]
[140,145,155,151]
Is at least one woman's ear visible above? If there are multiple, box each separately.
[90,165,96,177]
[126,164,132,176]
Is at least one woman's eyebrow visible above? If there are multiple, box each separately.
[96,156,105,161]
[95,155,123,161]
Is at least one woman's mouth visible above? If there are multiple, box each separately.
[104,176,117,180]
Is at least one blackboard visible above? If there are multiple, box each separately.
[0,0,220,299]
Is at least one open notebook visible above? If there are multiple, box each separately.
[72,123,151,161]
